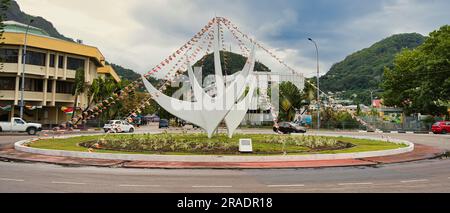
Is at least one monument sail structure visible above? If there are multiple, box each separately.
[142,21,257,138]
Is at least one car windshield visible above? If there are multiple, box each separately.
[108,121,116,124]
[433,122,441,126]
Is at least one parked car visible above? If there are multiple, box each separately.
[159,119,169,129]
[103,120,135,133]
[145,115,160,123]
[273,122,307,134]
[432,121,450,134]
[0,117,42,135]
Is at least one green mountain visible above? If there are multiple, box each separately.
[193,51,270,78]
[4,1,73,41]
[319,33,426,104]
[108,63,141,82]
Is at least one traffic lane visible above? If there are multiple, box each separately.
[0,162,265,193]
[1,159,450,193]
[312,131,450,150]
[381,133,450,150]
[0,134,37,148]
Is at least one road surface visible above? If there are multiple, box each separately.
[0,130,449,192]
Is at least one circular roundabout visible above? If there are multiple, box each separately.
[14,132,414,163]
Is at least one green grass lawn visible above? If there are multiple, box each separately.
[28,133,406,156]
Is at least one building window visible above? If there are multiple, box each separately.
[49,54,55,67]
[0,77,16,90]
[47,81,53,93]
[67,57,85,70]
[0,48,19,63]
[19,78,44,92]
[25,51,46,66]
[58,55,64,68]
[56,81,74,94]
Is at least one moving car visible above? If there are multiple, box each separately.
[273,122,307,134]
[159,119,169,129]
[431,121,450,134]
[0,117,42,135]
[103,120,135,133]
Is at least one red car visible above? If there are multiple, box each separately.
[431,121,450,134]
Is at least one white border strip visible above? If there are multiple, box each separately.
[14,133,414,163]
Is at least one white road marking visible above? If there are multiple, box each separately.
[192,185,233,188]
[118,184,160,187]
[400,179,429,183]
[51,181,86,185]
[338,182,373,186]
[0,178,24,182]
[267,184,305,188]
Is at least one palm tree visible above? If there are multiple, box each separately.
[71,68,85,119]
[278,82,303,122]
[71,76,120,125]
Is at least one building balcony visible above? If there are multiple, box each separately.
[0,90,74,104]
[1,63,77,80]
[0,90,15,100]
[48,93,75,103]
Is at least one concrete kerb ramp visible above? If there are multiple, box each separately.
[14,133,414,163]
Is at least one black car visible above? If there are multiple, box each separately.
[159,119,169,129]
[273,122,307,134]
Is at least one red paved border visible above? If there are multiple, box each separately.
[363,144,444,164]
[0,144,445,169]
[122,159,377,169]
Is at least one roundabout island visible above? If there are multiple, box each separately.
[10,132,418,166]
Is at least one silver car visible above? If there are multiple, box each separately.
[103,120,135,133]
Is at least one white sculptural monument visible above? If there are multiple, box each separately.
[142,25,257,138]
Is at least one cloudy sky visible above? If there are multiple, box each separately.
[17,0,450,78]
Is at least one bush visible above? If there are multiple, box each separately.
[80,133,348,154]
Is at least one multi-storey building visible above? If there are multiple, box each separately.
[0,21,120,126]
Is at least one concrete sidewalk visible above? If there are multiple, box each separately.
[0,144,445,169]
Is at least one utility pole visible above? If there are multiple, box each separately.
[308,38,320,130]
[19,19,34,119]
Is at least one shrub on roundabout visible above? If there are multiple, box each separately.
[79,133,353,155]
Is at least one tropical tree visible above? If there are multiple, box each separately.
[278,82,303,122]
[71,68,85,119]
[382,25,450,116]
[71,75,122,125]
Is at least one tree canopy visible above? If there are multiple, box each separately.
[382,25,450,116]
[278,82,305,122]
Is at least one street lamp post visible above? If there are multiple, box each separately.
[308,38,320,130]
[19,19,34,119]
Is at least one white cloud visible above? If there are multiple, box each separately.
[15,0,450,79]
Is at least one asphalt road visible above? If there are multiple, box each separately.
[0,130,449,193]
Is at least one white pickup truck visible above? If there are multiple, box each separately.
[0,117,42,135]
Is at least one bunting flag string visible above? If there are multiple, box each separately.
[124,21,217,120]
[80,17,332,129]
[220,17,335,103]
[126,19,222,120]
[73,18,217,125]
